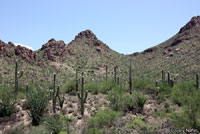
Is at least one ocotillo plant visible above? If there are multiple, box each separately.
[77,72,88,116]
[162,70,165,82]
[129,59,132,94]
[106,65,108,81]
[56,85,65,110]
[76,69,78,92]
[194,74,199,89]
[52,73,57,113]
[114,66,117,83]
[15,60,23,92]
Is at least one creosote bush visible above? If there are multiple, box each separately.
[26,87,49,126]
[44,114,73,134]
[61,80,76,95]
[86,109,120,133]
[107,86,146,113]
[85,80,117,94]
[0,86,16,117]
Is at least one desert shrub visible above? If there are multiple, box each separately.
[44,114,72,134]
[85,81,99,94]
[86,128,104,134]
[98,80,117,94]
[29,125,50,134]
[61,80,76,95]
[4,124,25,134]
[132,78,155,89]
[26,87,49,126]
[87,109,120,132]
[107,86,146,113]
[107,86,134,112]
[171,81,195,106]
[134,91,147,111]
[85,80,117,94]
[171,90,200,131]
[156,82,172,103]
[0,86,16,117]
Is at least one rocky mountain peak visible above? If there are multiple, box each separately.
[75,29,97,40]
[179,16,200,33]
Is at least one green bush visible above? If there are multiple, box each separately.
[85,80,117,94]
[29,125,50,134]
[171,81,195,106]
[132,78,155,90]
[26,87,49,126]
[0,86,16,117]
[86,128,104,134]
[171,90,200,131]
[107,86,135,112]
[44,114,72,134]
[85,81,98,94]
[107,86,146,113]
[134,91,147,111]
[88,109,120,128]
[61,80,76,95]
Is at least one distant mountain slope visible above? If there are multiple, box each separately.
[0,16,200,87]
[129,16,200,81]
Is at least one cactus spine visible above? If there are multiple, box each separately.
[195,74,199,89]
[106,65,108,81]
[129,59,132,94]
[15,60,23,92]
[77,72,88,116]
[52,73,57,113]
[162,70,165,82]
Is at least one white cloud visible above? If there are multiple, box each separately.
[14,43,34,50]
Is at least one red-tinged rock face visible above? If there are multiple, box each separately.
[14,45,36,63]
[179,16,200,33]
[75,29,97,40]
[39,39,76,62]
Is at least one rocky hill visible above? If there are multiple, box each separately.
[0,16,200,86]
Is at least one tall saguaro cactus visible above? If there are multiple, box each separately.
[129,59,132,94]
[52,73,57,113]
[114,66,117,83]
[162,70,165,82]
[106,65,108,81]
[76,69,78,92]
[194,74,199,89]
[167,72,170,84]
[15,60,23,92]
[77,72,88,116]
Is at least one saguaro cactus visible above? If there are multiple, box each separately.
[77,72,88,116]
[114,66,117,83]
[194,74,199,89]
[76,69,79,92]
[56,85,65,110]
[167,72,170,84]
[117,77,119,85]
[106,65,108,81]
[129,59,132,94]
[15,60,23,92]
[52,73,57,113]
[162,70,165,82]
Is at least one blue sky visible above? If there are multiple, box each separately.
[0,0,199,54]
